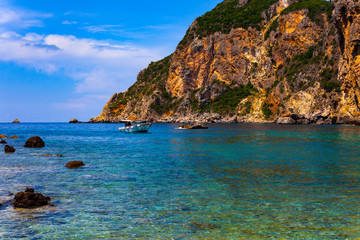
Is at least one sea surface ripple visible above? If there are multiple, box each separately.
[0,123,359,239]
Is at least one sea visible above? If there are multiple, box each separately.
[0,123,359,239]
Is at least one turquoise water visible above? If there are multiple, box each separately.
[0,123,360,239]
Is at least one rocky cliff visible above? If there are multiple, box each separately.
[91,0,360,124]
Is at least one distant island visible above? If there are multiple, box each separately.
[91,0,360,125]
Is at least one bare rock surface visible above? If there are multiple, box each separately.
[43,154,63,157]
[69,118,79,123]
[275,117,296,125]
[180,124,209,129]
[24,136,45,148]
[14,188,51,208]
[65,161,85,169]
[4,145,15,153]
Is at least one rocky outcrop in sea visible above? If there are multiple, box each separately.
[69,118,80,123]
[4,145,15,153]
[65,161,85,169]
[24,136,45,148]
[14,188,51,208]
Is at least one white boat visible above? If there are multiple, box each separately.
[119,121,152,133]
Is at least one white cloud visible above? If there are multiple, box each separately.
[82,25,124,34]
[64,11,94,18]
[22,32,45,41]
[72,69,117,93]
[0,3,51,30]
[0,8,19,24]
[0,32,162,92]
[0,2,170,114]
[54,94,109,111]
[62,20,78,25]
[0,31,20,38]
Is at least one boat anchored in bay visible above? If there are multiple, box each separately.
[119,120,152,133]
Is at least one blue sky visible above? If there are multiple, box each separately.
[0,0,221,122]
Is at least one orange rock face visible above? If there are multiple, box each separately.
[92,0,360,124]
[334,0,360,118]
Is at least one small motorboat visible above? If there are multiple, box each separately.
[119,120,152,133]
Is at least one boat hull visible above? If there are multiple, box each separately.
[119,123,152,133]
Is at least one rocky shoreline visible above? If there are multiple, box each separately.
[75,108,358,126]
[71,113,360,126]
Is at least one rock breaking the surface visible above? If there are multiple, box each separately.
[65,161,85,169]
[14,188,51,208]
[69,118,80,123]
[24,136,45,148]
[179,124,209,129]
[4,145,15,153]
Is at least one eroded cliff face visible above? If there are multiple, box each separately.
[91,0,360,124]
[167,0,296,98]
[335,0,360,120]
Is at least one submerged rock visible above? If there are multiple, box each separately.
[188,222,221,231]
[24,136,45,148]
[10,135,19,139]
[4,145,15,153]
[12,119,20,123]
[0,140,6,144]
[43,154,63,157]
[65,161,85,169]
[14,188,51,208]
[180,124,208,129]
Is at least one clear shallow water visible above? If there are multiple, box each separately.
[0,123,360,239]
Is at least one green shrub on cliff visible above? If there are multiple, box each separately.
[110,55,172,115]
[151,98,181,115]
[187,0,277,40]
[283,46,340,93]
[137,55,172,85]
[320,68,341,93]
[110,98,128,110]
[281,0,332,25]
[179,0,332,49]
[262,102,273,119]
[200,0,277,34]
[264,17,279,40]
[195,82,257,114]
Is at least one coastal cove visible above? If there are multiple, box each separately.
[1,123,360,238]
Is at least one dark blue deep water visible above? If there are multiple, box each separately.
[0,123,360,239]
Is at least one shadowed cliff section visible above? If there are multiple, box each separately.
[91,0,360,124]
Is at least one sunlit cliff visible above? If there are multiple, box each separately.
[91,0,360,124]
